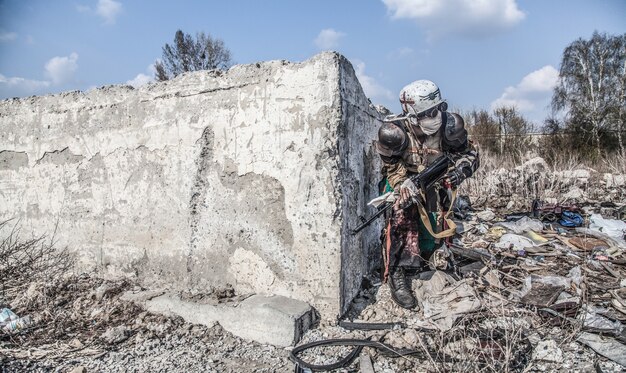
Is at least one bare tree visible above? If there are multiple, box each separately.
[493,106,533,161]
[552,31,626,157]
[615,39,626,156]
[466,109,500,154]
[155,30,233,81]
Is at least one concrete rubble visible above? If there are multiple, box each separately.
[130,291,316,347]
[0,275,295,372]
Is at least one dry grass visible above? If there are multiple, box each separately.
[459,149,626,206]
[0,219,74,310]
[602,151,626,174]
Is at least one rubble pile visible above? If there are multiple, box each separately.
[295,199,626,372]
[463,156,626,210]
[0,276,291,372]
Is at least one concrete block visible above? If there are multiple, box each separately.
[143,293,316,347]
[0,51,383,320]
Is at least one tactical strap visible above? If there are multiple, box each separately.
[415,188,457,239]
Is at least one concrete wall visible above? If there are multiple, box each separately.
[0,52,382,319]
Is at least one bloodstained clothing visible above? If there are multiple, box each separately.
[377,111,479,275]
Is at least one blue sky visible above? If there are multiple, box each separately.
[0,0,624,124]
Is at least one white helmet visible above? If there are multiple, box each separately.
[399,80,446,117]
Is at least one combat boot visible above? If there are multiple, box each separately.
[389,267,417,309]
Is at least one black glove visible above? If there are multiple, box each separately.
[447,163,472,187]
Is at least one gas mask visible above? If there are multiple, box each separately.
[407,109,443,136]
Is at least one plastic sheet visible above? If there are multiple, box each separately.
[475,209,496,222]
[412,271,481,331]
[589,214,626,248]
[581,309,624,334]
[495,234,535,250]
[558,210,584,227]
[496,216,544,234]
[577,332,626,367]
[0,308,18,325]
[517,275,570,307]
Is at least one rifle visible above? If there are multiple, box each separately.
[351,154,453,235]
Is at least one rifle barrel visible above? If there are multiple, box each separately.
[351,203,392,235]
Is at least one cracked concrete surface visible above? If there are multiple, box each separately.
[0,52,382,319]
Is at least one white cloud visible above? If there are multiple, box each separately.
[396,47,414,57]
[126,73,152,88]
[77,0,122,24]
[0,52,81,99]
[0,74,51,98]
[491,65,559,119]
[0,31,18,42]
[97,0,122,24]
[352,59,394,102]
[382,0,525,39]
[126,63,156,88]
[314,29,345,50]
[45,53,79,85]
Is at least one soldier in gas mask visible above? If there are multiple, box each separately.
[375,80,479,309]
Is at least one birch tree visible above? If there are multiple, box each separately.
[552,31,626,157]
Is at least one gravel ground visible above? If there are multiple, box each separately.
[0,276,293,373]
[2,323,292,373]
[1,273,624,373]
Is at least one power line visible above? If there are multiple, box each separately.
[469,129,626,138]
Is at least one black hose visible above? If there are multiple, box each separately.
[337,320,406,330]
[289,337,426,372]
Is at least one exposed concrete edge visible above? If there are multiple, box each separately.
[335,54,384,317]
[122,290,317,347]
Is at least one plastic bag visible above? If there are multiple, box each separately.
[0,308,18,325]
[558,210,584,227]
[495,234,535,249]
[589,214,626,240]
[496,216,544,234]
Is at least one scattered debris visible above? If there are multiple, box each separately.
[577,332,626,366]
[297,201,626,372]
[2,196,626,372]
[532,339,563,363]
